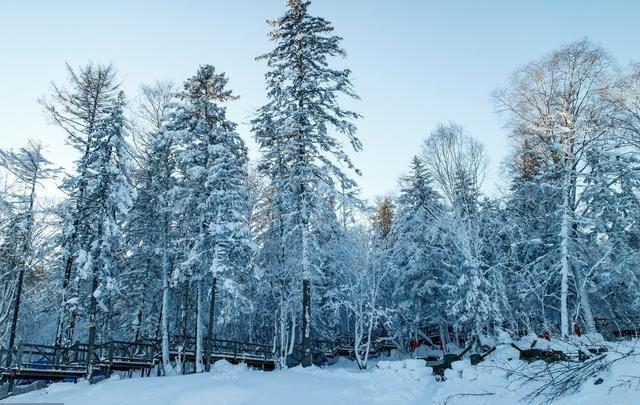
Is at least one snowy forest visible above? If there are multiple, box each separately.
[1,1,640,402]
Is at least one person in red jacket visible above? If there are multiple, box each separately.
[573,322,582,337]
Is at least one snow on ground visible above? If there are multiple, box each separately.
[1,360,433,405]
[3,338,640,405]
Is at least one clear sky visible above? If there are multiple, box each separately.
[1,0,638,201]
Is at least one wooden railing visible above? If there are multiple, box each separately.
[0,333,409,393]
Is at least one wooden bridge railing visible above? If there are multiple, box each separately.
[98,340,155,363]
[143,335,275,363]
[1,343,90,371]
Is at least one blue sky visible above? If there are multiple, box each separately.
[1,0,638,200]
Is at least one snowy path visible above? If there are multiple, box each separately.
[1,362,433,405]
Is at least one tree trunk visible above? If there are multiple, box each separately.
[66,288,78,345]
[56,243,77,348]
[86,274,99,376]
[362,309,375,369]
[181,282,189,337]
[6,175,37,367]
[5,266,25,367]
[54,255,74,348]
[354,313,363,369]
[288,306,296,355]
[195,279,204,373]
[161,252,171,374]
[278,290,287,367]
[559,182,571,338]
[204,277,216,372]
[574,267,596,333]
[301,278,312,367]
[133,308,142,342]
[104,296,113,343]
[439,320,449,354]
[66,304,77,344]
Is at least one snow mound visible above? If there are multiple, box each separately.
[403,359,426,370]
[411,367,432,381]
[377,359,427,371]
[210,359,248,378]
[376,360,392,369]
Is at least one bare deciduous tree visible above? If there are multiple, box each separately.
[421,122,488,205]
[604,63,640,151]
[493,39,617,336]
[128,80,176,164]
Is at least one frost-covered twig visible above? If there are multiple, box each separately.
[520,348,636,403]
[608,375,640,395]
[441,391,495,405]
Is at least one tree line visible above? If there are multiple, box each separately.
[1,0,639,371]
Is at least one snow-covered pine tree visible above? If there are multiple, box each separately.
[76,93,136,372]
[252,0,361,367]
[451,169,480,219]
[439,206,507,342]
[579,149,640,321]
[390,156,443,341]
[122,81,176,345]
[41,63,121,347]
[168,65,252,372]
[418,126,501,342]
[503,138,563,333]
[417,122,502,344]
[148,120,179,374]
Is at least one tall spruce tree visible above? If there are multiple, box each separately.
[252,0,361,367]
[147,122,178,374]
[78,94,136,373]
[168,66,252,372]
[391,157,442,338]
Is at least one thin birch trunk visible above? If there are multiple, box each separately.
[560,182,571,338]
[161,250,171,374]
[195,279,204,373]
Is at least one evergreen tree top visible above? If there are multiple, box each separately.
[398,156,441,213]
[253,0,362,198]
[257,0,360,130]
[180,65,238,131]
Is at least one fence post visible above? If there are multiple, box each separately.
[16,342,23,369]
[148,344,154,376]
[72,342,78,364]
[7,369,16,394]
[234,342,238,363]
[107,341,114,378]
[156,340,162,377]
